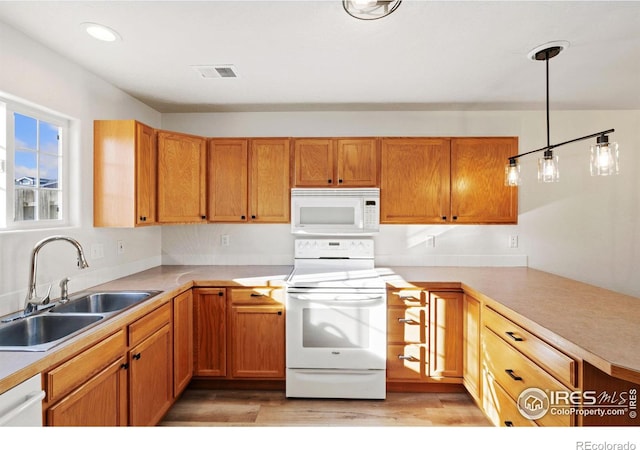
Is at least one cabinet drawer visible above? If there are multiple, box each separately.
[228,287,284,305]
[128,302,172,347]
[484,307,577,388]
[46,329,126,404]
[387,289,425,306]
[387,306,426,343]
[387,344,427,381]
[482,328,570,426]
[483,371,537,427]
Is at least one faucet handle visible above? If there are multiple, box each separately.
[59,277,70,302]
[42,283,52,304]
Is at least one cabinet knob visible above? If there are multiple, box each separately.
[133,353,141,360]
[218,291,224,297]
[241,215,246,220]
[251,215,256,219]
[338,179,343,184]
[504,421,514,427]
[327,179,332,184]
[453,215,458,221]
[201,215,206,220]
[120,363,129,370]
[441,216,447,220]
[277,311,283,316]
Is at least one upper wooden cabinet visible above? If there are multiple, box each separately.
[208,138,290,223]
[451,137,518,223]
[94,120,157,227]
[380,137,518,224]
[381,138,451,223]
[157,131,208,223]
[293,138,379,187]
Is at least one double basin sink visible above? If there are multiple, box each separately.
[0,290,161,352]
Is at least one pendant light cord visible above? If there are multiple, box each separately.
[546,49,551,149]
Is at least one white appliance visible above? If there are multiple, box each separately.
[285,238,387,399]
[0,374,45,426]
[291,188,380,236]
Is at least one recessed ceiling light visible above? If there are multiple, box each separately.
[81,22,121,42]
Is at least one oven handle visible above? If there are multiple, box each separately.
[287,295,385,305]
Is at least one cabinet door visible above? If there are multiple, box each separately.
[193,288,227,377]
[229,305,285,378]
[463,294,481,402]
[135,122,157,225]
[429,291,463,378]
[129,324,173,426]
[249,139,291,222]
[157,131,207,223]
[380,138,451,223]
[173,290,193,397]
[47,357,128,426]
[336,138,378,186]
[293,139,335,186]
[451,137,518,223]
[208,139,249,222]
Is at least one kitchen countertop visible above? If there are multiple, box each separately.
[1,264,639,395]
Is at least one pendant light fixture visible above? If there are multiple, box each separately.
[343,0,402,20]
[504,41,617,186]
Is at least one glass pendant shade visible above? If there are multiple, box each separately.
[505,159,521,186]
[538,151,559,183]
[590,135,619,176]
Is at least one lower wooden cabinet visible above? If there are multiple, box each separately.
[44,299,178,427]
[193,287,286,380]
[462,293,481,403]
[173,289,193,396]
[429,291,463,378]
[128,322,173,426]
[193,288,227,376]
[46,356,128,426]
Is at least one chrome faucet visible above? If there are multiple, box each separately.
[24,236,89,314]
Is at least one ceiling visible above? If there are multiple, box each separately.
[1,0,639,113]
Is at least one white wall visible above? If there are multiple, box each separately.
[162,109,640,298]
[0,22,162,316]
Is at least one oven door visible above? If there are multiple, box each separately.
[286,290,387,370]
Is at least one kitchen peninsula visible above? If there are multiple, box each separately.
[1,264,638,427]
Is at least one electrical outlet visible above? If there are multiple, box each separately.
[221,235,230,247]
[509,235,519,248]
[90,243,104,260]
[117,240,125,254]
[426,235,435,247]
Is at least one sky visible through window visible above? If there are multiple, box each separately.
[14,112,60,186]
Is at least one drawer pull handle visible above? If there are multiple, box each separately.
[397,318,416,324]
[506,331,523,342]
[504,421,514,427]
[251,293,266,297]
[398,355,416,361]
[505,369,522,381]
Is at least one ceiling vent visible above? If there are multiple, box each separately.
[192,65,239,78]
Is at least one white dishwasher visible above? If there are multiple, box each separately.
[0,374,45,426]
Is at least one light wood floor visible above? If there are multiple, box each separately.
[159,388,491,427]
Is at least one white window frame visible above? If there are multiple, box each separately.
[0,97,70,231]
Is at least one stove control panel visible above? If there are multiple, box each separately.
[294,238,374,259]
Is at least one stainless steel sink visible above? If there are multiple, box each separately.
[0,314,104,352]
[50,290,161,314]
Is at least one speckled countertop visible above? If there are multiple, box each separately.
[1,264,639,394]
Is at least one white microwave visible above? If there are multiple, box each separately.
[291,188,380,236]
